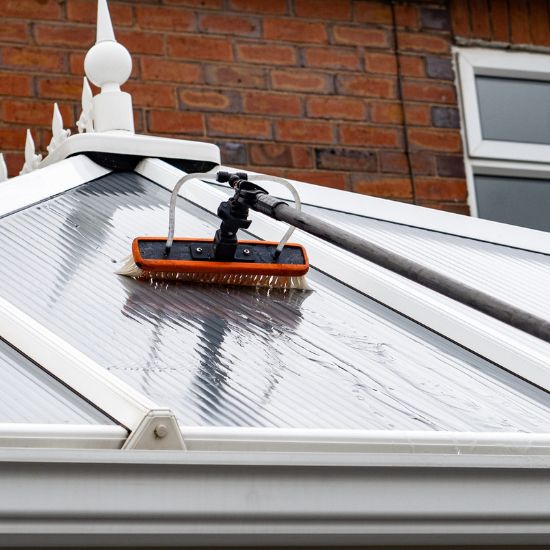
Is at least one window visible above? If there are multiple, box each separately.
[456,48,550,232]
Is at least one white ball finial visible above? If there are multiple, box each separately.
[83,0,134,133]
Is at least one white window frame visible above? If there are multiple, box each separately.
[456,47,550,218]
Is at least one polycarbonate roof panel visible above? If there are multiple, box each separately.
[299,204,550,323]
[0,337,114,424]
[1,172,550,431]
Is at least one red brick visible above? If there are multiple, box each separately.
[410,152,435,175]
[180,89,240,111]
[38,77,83,100]
[136,7,195,31]
[429,202,470,215]
[2,47,65,72]
[34,24,95,48]
[0,127,28,149]
[354,2,393,24]
[286,170,348,189]
[264,18,327,43]
[292,146,314,168]
[529,0,550,46]
[141,57,202,84]
[0,72,33,97]
[205,64,267,88]
[208,114,272,138]
[315,147,377,171]
[371,102,402,124]
[303,47,360,71]
[332,26,389,47]
[395,4,419,29]
[337,75,395,98]
[0,22,29,44]
[237,43,297,65]
[168,35,233,61]
[295,0,352,20]
[402,81,456,104]
[165,0,222,6]
[67,0,133,26]
[340,124,400,147]
[405,104,431,126]
[148,110,204,135]
[415,178,467,201]
[229,0,287,13]
[276,120,334,143]
[408,128,462,152]
[1,100,73,126]
[243,91,302,116]
[353,176,412,199]
[490,0,509,42]
[272,70,332,93]
[398,32,450,54]
[117,30,165,55]
[450,0,470,37]
[249,143,293,166]
[4,152,24,178]
[365,52,397,75]
[125,83,177,108]
[510,0,531,43]
[200,14,260,35]
[307,97,365,120]
[380,151,409,174]
[400,55,425,77]
[470,0,491,39]
[3,0,62,20]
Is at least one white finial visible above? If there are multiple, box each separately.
[20,130,42,175]
[83,0,134,133]
[77,77,94,134]
[0,154,7,183]
[96,0,115,43]
[47,103,71,154]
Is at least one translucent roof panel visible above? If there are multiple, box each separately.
[299,203,550,323]
[1,171,550,431]
[0,337,114,424]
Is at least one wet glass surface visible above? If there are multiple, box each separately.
[0,337,114,424]
[1,171,550,430]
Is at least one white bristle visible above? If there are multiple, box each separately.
[115,256,310,290]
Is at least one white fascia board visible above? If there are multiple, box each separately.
[39,132,220,168]
[181,426,550,455]
[217,165,550,255]
[0,155,110,217]
[0,424,126,450]
[2,448,550,547]
[136,158,550,394]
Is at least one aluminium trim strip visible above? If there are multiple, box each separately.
[136,158,550,394]
[1,447,550,546]
[0,423,127,450]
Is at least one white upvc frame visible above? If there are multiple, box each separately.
[0,156,185,450]
[136,158,550,398]
[456,47,550,218]
[456,47,550,162]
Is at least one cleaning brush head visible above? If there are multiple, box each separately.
[117,237,310,290]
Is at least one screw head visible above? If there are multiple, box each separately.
[243,249,251,256]
[154,424,168,439]
[196,247,203,254]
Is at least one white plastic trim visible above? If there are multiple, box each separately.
[180,426,550,455]
[0,424,126,450]
[38,132,220,169]
[136,158,550,394]
[217,165,550,255]
[0,155,110,217]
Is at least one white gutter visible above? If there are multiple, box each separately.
[1,447,550,547]
[180,426,550,455]
[0,424,126,450]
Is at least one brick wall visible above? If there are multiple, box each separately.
[0,0,467,213]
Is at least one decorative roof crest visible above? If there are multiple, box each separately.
[20,130,42,175]
[47,103,71,155]
[0,154,7,183]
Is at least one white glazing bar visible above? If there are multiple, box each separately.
[0,424,127,450]
[135,158,550,393]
